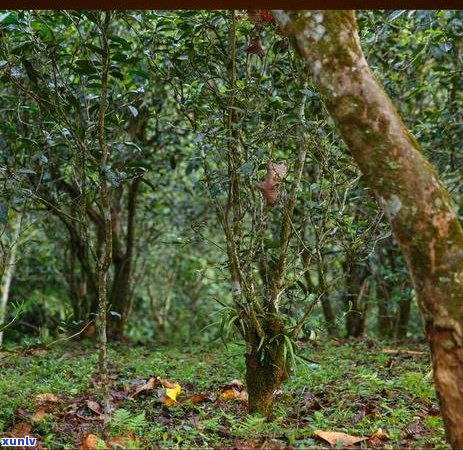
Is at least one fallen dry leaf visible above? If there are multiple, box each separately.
[36,393,60,404]
[131,376,160,397]
[157,377,182,405]
[30,348,48,356]
[164,382,181,402]
[32,409,47,423]
[219,388,249,402]
[181,392,213,404]
[369,428,390,445]
[314,430,367,446]
[86,400,102,415]
[82,433,105,450]
[131,376,183,405]
[381,348,425,356]
[8,422,32,437]
[218,379,249,402]
[108,431,139,448]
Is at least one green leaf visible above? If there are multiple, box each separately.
[109,35,132,51]
[75,59,97,75]
[22,59,39,83]
[0,12,15,25]
[129,69,150,79]
[84,43,105,56]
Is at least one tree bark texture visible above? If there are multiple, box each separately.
[108,179,140,340]
[273,10,463,448]
[245,318,289,417]
[344,261,369,338]
[0,211,23,346]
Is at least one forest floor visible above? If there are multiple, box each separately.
[0,338,448,449]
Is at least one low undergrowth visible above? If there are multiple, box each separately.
[0,338,447,449]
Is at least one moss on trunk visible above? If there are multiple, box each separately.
[245,329,289,417]
[273,9,463,448]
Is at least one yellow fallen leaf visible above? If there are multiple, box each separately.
[314,430,367,446]
[165,382,181,402]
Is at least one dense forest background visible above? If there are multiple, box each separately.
[0,9,462,449]
[1,10,461,345]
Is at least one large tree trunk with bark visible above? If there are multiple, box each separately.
[273,10,463,448]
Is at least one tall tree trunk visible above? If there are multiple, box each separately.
[273,10,463,447]
[62,222,99,322]
[375,238,396,338]
[395,287,412,340]
[318,261,338,336]
[0,211,23,346]
[344,261,369,338]
[96,11,112,433]
[108,179,140,340]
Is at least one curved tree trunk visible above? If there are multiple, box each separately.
[272,10,463,448]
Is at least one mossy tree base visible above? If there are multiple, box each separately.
[245,338,288,417]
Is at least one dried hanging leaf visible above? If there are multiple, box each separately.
[247,37,265,59]
[314,430,367,446]
[246,9,262,25]
[246,9,273,28]
[256,160,287,206]
[83,323,95,338]
[260,10,274,24]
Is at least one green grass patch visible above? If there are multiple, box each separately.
[0,338,447,448]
